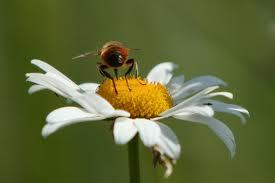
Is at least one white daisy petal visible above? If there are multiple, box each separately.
[27,73,100,114]
[113,117,138,145]
[42,73,115,117]
[153,105,215,121]
[147,62,178,85]
[31,59,64,75]
[160,86,218,117]
[157,122,181,159]
[81,94,130,117]
[46,106,102,124]
[111,110,131,118]
[42,107,105,138]
[31,59,77,86]
[172,76,226,101]
[73,92,129,117]
[134,118,161,147]
[28,73,96,114]
[29,61,99,95]
[177,106,214,117]
[45,72,79,92]
[42,123,65,138]
[79,83,99,93]
[166,75,185,95]
[204,99,249,123]
[205,92,233,99]
[27,73,95,112]
[173,114,236,157]
[28,85,47,94]
[27,71,129,117]
[26,72,80,97]
[26,73,68,97]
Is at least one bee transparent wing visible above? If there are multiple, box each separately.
[72,50,98,60]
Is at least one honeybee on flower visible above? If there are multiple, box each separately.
[73,41,141,94]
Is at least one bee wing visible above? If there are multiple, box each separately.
[72,51,99,60]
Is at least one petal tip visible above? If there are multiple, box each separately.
[245,110,250,117]
[230,150,236,159]
[31,59,42,64]
[170,62,178,69]
[164,62,178,70]
[41,125,50,139]
[114,110,131,117]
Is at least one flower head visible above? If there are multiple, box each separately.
[26,59,249,177]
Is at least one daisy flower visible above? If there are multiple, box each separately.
[26,59,249,177]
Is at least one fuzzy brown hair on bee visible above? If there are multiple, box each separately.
[99,41,129,67]
[73,41,141,94]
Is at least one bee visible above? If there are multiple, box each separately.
[73,41,140,94]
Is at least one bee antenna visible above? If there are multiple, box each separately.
[72,50,99,60]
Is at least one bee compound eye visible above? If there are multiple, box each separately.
[106,52,124,67]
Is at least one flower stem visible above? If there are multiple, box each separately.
[128,135,140,183]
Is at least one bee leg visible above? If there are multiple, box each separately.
[97,63,118,94]
[103,70,118,94]
[97,63,106,77]
[114,68,119,80]
[134,60,139,78]
[126,59,146,85]
[134,61,146,85]
[125,59,136,91]
[125,58,139,77]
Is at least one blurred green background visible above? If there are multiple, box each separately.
[1,0,275,183]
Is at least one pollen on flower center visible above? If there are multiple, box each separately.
[96,77,173,118]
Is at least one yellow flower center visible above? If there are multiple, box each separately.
[96,77,173,118]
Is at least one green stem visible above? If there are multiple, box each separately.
[128,136,140,183]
